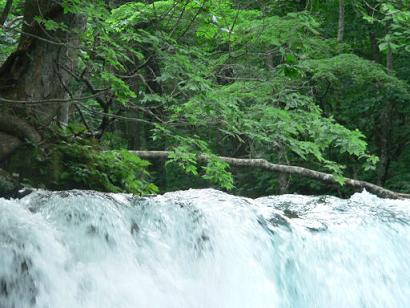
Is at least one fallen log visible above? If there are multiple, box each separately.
[130,150,410,199]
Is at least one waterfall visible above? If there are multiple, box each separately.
[1,189,409,308]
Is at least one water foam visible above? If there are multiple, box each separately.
[0,189,409,307]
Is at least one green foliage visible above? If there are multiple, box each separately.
[28,128,158,195]
[54,144,157,194]
[202,155,234,190]
[167,146,234,189]
[61,0,385,193]
[0,0,23,63]
[4,0,410,196]
[361,1,410,54]
[167,146,200,176]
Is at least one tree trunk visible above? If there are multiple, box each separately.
[376,113,391,186]
[265,51,274,70]
[386,48,393,73]
[0,132,21,160]
[0,0,85,161]
[337,0,345,42]
[369,30,381,63]
[376,47,394,186]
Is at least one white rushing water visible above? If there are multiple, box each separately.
[1,189,410,308]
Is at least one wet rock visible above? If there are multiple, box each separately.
[130,222,140,235]
[0,170,22,199]
[268,214,290,228]
[194,232,212,256]
[87,224,98,235]
[0,256,38,308]
[306,224,328,232]
[283,209,299,219]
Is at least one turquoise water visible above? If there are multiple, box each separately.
[1,189,409,307]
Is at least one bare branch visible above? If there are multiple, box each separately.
[131,150,410,199]
[0,92,109,105]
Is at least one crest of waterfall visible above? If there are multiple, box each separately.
[1,189,410,308]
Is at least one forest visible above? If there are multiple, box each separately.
[2,2,410,305]
[1,0,410,199]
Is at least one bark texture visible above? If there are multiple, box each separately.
[0,132,21,159]
[131,150,410,199]
[0,0,85,161]
[376,47,394,186]
[369,30,381,63]
[337,0,345,42]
